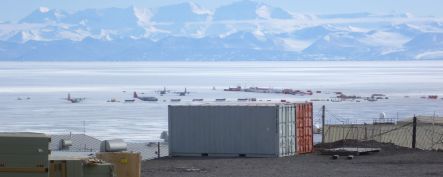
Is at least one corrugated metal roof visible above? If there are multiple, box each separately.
[50,134,101,152]
[49,134,167,160]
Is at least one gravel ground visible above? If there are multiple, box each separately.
[142,141,443,177]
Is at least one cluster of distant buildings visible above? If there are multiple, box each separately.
[224,86,315,96]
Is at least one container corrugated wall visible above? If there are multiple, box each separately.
[169,105,281,157]
[169,103,313,157]
[278,104,296,156]
[296,103,314,154]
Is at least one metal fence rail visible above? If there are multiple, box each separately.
[322,116,443,151]
[128,142,169,160]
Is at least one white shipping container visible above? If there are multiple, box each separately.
[168,103,298,157]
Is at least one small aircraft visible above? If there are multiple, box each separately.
[133,92,158,101]
[155,87,170,95]
[66,93,85,103]
[175,88,190,96]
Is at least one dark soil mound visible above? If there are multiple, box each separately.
[315,139,416,153]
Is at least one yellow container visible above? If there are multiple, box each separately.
[96,152,141,177]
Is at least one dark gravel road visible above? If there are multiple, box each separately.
[142,141,443,177]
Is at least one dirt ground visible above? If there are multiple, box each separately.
[142,141,443,177]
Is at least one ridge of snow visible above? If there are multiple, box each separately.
[189,2,212,15]
[416,51,443,59]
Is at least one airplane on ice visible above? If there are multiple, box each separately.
[66,93,85,103]
[133,92,158,101]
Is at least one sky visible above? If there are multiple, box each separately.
[1,0,443,22]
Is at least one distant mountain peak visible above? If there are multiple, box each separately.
[256,5,271,19]
[151,2,210,22]
[213,0,292,21]
[188,2,212,15]
[20,8,67,23]
[39,7,50,13]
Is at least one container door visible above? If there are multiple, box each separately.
[278,105,297,157]
[296,103,314,154]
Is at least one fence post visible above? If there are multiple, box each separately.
[364,123,368,140]
[412,116,417,149]
[157,142,161,159]
[379,124,382,142]
[321,105,326,144]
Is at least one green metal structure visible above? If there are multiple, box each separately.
[0,132,51,177]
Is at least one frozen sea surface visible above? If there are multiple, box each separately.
[0,61,442,142]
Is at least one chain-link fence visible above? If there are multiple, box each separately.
[131,142,169,160]
[321,116,443,151]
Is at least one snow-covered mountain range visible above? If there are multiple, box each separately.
[1,0,443,60]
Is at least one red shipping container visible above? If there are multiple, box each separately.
[296,103,314,154]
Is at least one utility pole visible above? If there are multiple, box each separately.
[412,116,417,149]
[322,105,326,144]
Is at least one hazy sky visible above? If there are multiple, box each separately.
[1,0,443,22]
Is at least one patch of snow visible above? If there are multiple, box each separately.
[323,35,331,42]
[389,23,441,33]
[189,2,212,15]
[54,10,66,19]
[345,26,369,33]
[253,29,265,38]
[133,7,152,26]
[256,5,271,19]
[420,24,443,33]
[59,24,70,30]
[380,48,405,55]
[22,30,45,42]
[328,25,368,33]
[219,28,238,38]
[361,31,410,48]
[292,13,317,21]
[98,29,115,41]
[404,12,415,18]
[58,29,90,41]
[133,7,165,36]
[192,28,206,38]
[79,20,88,26]
[280,39,312,52]
[39,7,50,13]
[415,51,443,60]
[0,24,44,41]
